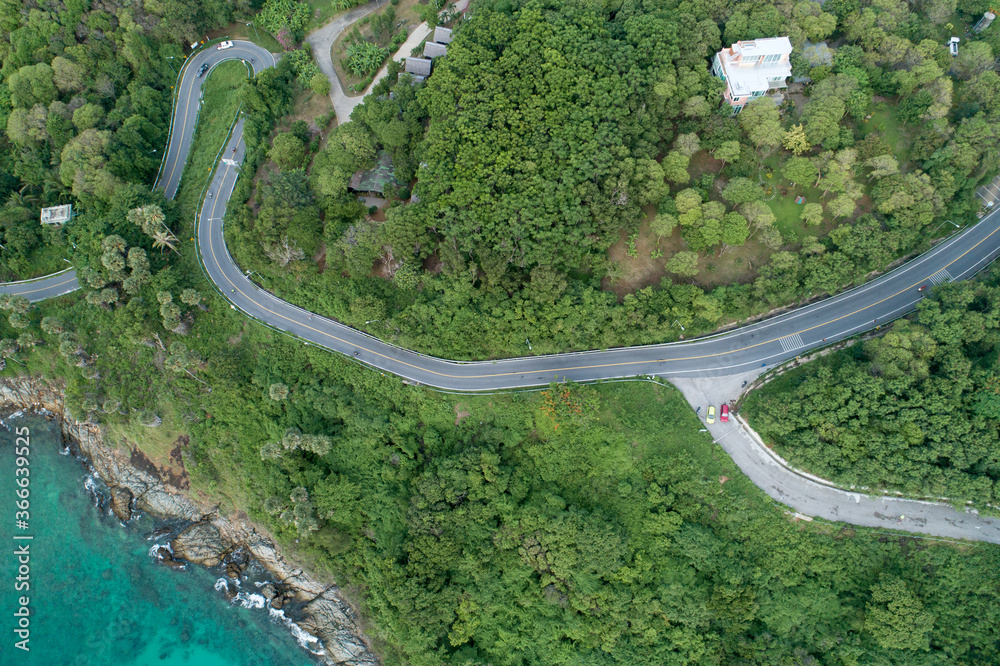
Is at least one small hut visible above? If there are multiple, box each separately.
[404,57,432,78]
[424,41,448,58]
[434,27,453,44]
[349,151,399,195]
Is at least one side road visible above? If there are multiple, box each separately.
[669,374,1000,543]
[306,0,469,124]
[6,26,1000,546]
[305,3,385,124]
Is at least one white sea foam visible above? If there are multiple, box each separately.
[214,577,230,592]
[268,608,326,656]
[232,592,266,610]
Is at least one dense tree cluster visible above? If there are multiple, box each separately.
[0,0,244,279]
[5,242,1000,666]
[219,0,1000,362]
[3,3,1000,664]
[746,271,1000,506]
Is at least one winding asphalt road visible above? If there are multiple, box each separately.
[204,208,1000,390]
[0,41,276,301]
[155,41,276,199]
[5,37,1000,541]
[0,268,79,302]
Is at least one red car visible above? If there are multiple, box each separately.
[720,404,730,422]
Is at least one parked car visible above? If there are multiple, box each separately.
[707,406,716,424]
[196,63,209,77]
[217,40,233,50]
[721,404,729,422]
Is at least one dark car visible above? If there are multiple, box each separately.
[196,63,209,77]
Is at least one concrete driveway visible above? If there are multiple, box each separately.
[305,3,384,124]
[306,0,470,124]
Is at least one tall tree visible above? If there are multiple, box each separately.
[740,98,783,152]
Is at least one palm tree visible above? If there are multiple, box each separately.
[152,229,180,255]
[127,204,167,236]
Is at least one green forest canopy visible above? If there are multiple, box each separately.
[0,0,1000,665]
[745,268,1000,508]
[222,0,1000,362]
[0,0,256,280]
[6,289,1000,663]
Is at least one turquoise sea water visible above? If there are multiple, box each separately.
[0,414,317,666]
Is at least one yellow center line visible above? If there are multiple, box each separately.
[4,275,78,296]
[163,64,199,194]
[203,214,1000,381]
[194,75,1000,382]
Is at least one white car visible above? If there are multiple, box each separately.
[217,41,234,51]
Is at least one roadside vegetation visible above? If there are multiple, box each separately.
[5,290,1000,662]
[330,0,443,94]
[3,1,1000,664]
[744,267,1000,509]
[173,61,250,224]
[0,0,241,280]
[223,0,1000,362]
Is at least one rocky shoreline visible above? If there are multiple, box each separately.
[0,375,379,666]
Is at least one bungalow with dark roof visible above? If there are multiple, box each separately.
[424,41,447,58]
[434,26,453,44]
[404,57,432,82]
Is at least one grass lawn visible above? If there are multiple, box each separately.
[308,0,357,31]
[767,185,830,243]
[174,61,249,229]
[208,22,283,54]
[280,87,335,133]
[415,378,744,521]
[604,203,770,298]
[109,399,186,469]
[758,151,842,244]
[862,104,911,165]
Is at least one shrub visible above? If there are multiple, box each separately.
[310,72,331,96]
[346,41,387,77]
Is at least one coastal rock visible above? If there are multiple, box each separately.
[157,546,187,570]
[109,486,134,522]
[1,375,380,665]
[170,522,228,567]
[215,520,328,600]
[300,589,380,666]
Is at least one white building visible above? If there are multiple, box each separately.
[712,37,793,113]
[40,204,72,225]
